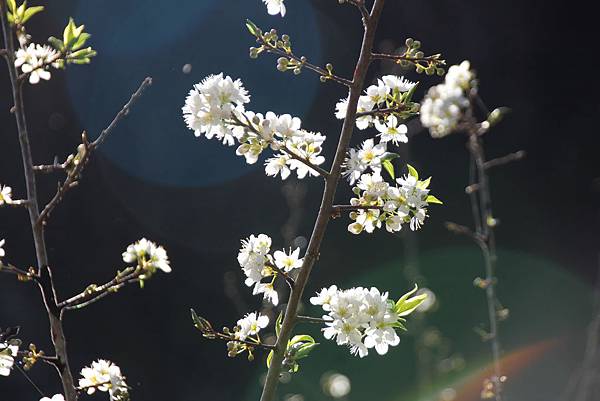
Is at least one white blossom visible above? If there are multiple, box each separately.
[0,185,12,205]
[420,60,475,138]
[357,139,386,172]
[274,247,303,272]
[0,239,5,260]
[122,238,171,274]
[182,74,250,142]
[14,44,59,84]
[375,115,408,145]
[236,312,269,341]
[253,282,279,305]
[40,395,65,401]
[79,360,128,401]
[264,154,291,179]
[346,166,437,235]
[342,148,366,185]
[381,75,416,93]
[310,285,338,311]
[0,342,18,376]
[445,60,475,90]
[263,0,286,17]
[313,286,402,358]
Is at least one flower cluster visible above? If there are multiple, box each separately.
[0,342,18,377]
[0,185,12,205]
[334,74,417,134]
[14,43,59,84]
[183,74,327,179]
[122,238,172,278]
[346,165,441,234]
[311,285,425,357]
[79,360,129,401]
[420,60,475,137]
[237,233,302,305]
[263,0,286,17]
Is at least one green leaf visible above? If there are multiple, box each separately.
[295,342,319,360]
[71,32,90,51]
[289,334,315,346]
[48,36,64,51]
[426,195,443,204]
[382,159,395,180]
[402,80,419,103]
[266,350,274,368]
[190,308,213,332]
[381,151,400,162]
[275,312,283,338]
[417,177,431,189]
[406,164,419,180]
[16,1,25,20]
[394,284,428,316]
[20,5,43,24]
[63,17,76,46]
[7,0,16,13]
[7,12,14,24]
[245,19,260,37]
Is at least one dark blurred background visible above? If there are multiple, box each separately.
[1,1,599,400]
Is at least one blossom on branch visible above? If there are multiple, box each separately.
[0,185,12,205]
[122,238,171,278]
[14,43,59,84]
[79,359,129,401]
[420,60,475,137]
[236,312,269,341]
[311,285,427,357]
[263,0,286,17]
[237,234,302,305]
[0,342,18,377]
[183,75,327,179]
[0,239,5,260]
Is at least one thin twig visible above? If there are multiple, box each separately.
[37,77,153,225]
[0,199,30,208]
[346,0,370,25]
[261,44,352,87]
[279,146,330,179]
[58,267,140,311]
[371,52,441,65]
[296,315,325,324]
[484,150,526,170]
[355,105,408,118]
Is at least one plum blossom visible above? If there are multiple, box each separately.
[375,115,408,145]
[14,44,59,84]
[0,239,5,260]
[311,286,405,357]
[346,166,439,234]
[0,342,18,376]
[0,185,12,205]
[78,360,128,401]
[183,75,327,180]
[263,0,286,17]
[182,74,250,143]
[122,238,171,275]
[236,312,269,341]
[237,234,302,305]
[274,247,303,272]
[420,60,475,137]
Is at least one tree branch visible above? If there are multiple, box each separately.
[37,77,153,225]
[258,2,386,401]
[0,3,78,399]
